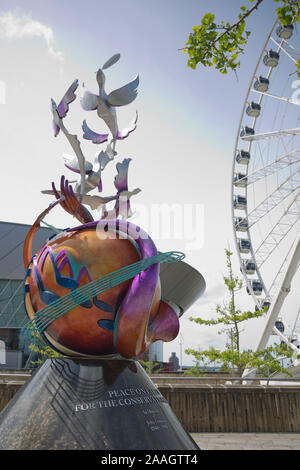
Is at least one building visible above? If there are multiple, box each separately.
[151,341,163,362]
[168,352,179,372]
[0,221,54,369]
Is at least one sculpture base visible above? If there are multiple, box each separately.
[0,358,199,450]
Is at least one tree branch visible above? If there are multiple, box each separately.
[179,0,264,53]
[205,0,263,51]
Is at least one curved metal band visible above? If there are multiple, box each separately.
[23,250,185,336]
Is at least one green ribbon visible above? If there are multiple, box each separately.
[23,250,185,337]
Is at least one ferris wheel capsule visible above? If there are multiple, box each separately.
[275,319,285,333]
[246,102,261,118]
[240,126,255,138]
[253,76,270,92]
[236,150,251,164]
[255,301,271,312]
[243,259,256,274]
[291,337,300,348]
[238,238,251,253]
[247,280,263,295]
[234,173,247,187]
[276,24,294,39]
[234,217,248,232]
[263,49,280,67]
[233,194,247,209]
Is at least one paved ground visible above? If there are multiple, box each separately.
[190,433,300,450]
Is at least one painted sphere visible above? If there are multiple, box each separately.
[27,226,161,357]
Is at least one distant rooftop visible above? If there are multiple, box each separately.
[0,221,55,327]
[0,221,54,280]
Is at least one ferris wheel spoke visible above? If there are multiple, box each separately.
[241,147,300,186]
[241,127,300,142]
[270,36,299,64]
[255,239,300,352]
[282,38,300,53]
[254,192,300,268]
[251,88,300,106]
[291,306,300,341]
[267,236,298,300]
[247,169,300,228]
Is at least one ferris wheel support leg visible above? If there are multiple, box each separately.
[243,238,300,379]
[255,238,300,351]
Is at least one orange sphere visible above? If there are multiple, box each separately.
[27,227,161,357]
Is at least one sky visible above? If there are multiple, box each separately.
[0,0,299,366]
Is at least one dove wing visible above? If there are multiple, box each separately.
[95,150,114,172]
[81,194,117,211]
[82,120,109,144]
[51,98,62,136]
[41,189,57,196]
[114,158,131,193]
[81,90,99,111]
[106,75,139,107]
[117,111,138,140]
[63,153,93,174]
[80,195,103,211]
[102,53,121,70]
[52,120,60,137]
[118,197,134,219]
[57,79,79,118]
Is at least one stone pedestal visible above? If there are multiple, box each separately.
[0,358,199,450]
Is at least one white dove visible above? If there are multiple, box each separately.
[62,141,116,194]
[81,53,139,140]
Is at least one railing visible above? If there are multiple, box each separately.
[1,371,300,386]
[151,375,300,386]
[0,372,32,385]
[0,373,32,377]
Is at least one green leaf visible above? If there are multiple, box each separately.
[182,0,300,74]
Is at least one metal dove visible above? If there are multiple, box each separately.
[62,141,116,195]
[101,158,141,220]
[80,54,139,142]
[51,79,87,197]
[82,111,138,145]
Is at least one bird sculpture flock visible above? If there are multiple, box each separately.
[46,53,140,219]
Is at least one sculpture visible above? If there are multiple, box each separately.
[23,54,185,360]
[0,54,201,452]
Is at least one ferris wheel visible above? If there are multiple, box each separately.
[231,18,300,356]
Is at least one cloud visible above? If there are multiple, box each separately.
[202,282,226,301]
[0,12,63,61]
[188,281,226,314]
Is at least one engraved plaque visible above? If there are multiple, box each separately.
[0,358,199,450]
